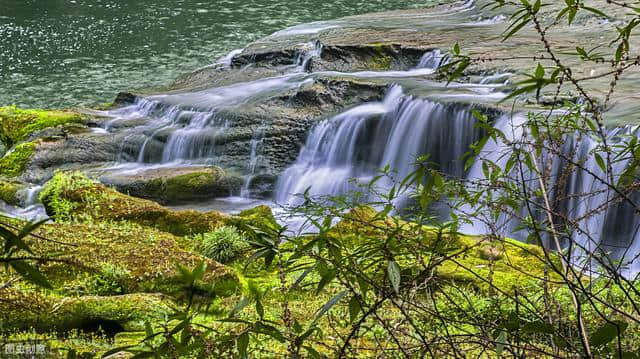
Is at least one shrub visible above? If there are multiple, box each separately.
[197,226,249,263]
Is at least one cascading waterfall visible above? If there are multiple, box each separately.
[456,113,640,274]
[275,83,640,274]
[293,40,324,72]
[275,85,483,205]
[241,120,268,197]
[109,74,313,164]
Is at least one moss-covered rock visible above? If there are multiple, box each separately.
[40,171,231,236]
[27,220,238,295]
[0,179,26,206]
[0,288,172,333]
[0,106,84,148]
[0,142,36,178]
[331,206,557,293]
[97,166,243,205]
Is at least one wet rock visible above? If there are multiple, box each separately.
[96,166,243,205]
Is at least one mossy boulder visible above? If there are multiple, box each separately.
[26,220,239,295]
[0,179,26,206]
[331,206,556,293]
[0,141,36,178]
[96,166,243,205]
[40,171,278,237]
[0,106,84,148]
[0,288,173,333]
[40,171,231,236]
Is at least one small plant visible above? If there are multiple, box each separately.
[196,226,249,263]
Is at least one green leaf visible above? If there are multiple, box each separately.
[304,345,322,359]
[534,63,545,79]
[348,296,361,323]
[503,18,530,41]
[256,299,264,319]
[521,320,555,334]
[314,290,348,323]
[10,260,51,289]
[191,261,207,281]
[582,6,608,19]
[496,330,507,358]
[237,332,249,358]
[387,260,401,294]
[144,320,154,338]
[590,320,628,348]
[595,153,606,173]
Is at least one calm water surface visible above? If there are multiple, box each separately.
[0,0,433,108]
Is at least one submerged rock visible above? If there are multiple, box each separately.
[96,166,243,205]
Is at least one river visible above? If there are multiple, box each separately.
[0,0,437,108]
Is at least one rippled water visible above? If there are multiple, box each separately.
[0,0,435,108]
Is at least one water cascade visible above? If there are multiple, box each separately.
[275,84,640,273]
[275,85,484,205]
[458,114,640,274]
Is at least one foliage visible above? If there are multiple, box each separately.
[197,226,250,264]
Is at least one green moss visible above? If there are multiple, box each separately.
[365,43,394,71]
[26,220,239,295]
[332,206,555,293]
[0,289,173,333]
[369,54,393,70]
[0,142,36,178]
[0,106,84,147]
[40,171,230,236]
[0,179,24,205]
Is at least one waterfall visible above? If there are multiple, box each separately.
[416,49,450,70]
[293,41,323,72]
[459,114,640,275]
[275,83,640,274]
[241,120,267,197]
[275,85,483,205]
[102,73,313,167]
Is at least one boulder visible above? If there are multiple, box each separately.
[0,179,27,206]
[96,166,243,205]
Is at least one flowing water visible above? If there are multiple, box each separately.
[4,0,640,273]
[0,0,439,108]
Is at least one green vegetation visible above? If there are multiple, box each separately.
[0,106,84,148]
[40,171,230,235]
[0,142,36,177]
[196,226,250,263]
[0,179,24,206]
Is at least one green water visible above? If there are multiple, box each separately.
[0,0,434,108]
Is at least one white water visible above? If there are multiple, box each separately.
[275,85,483,206]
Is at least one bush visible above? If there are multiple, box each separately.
[197,226,249,263]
